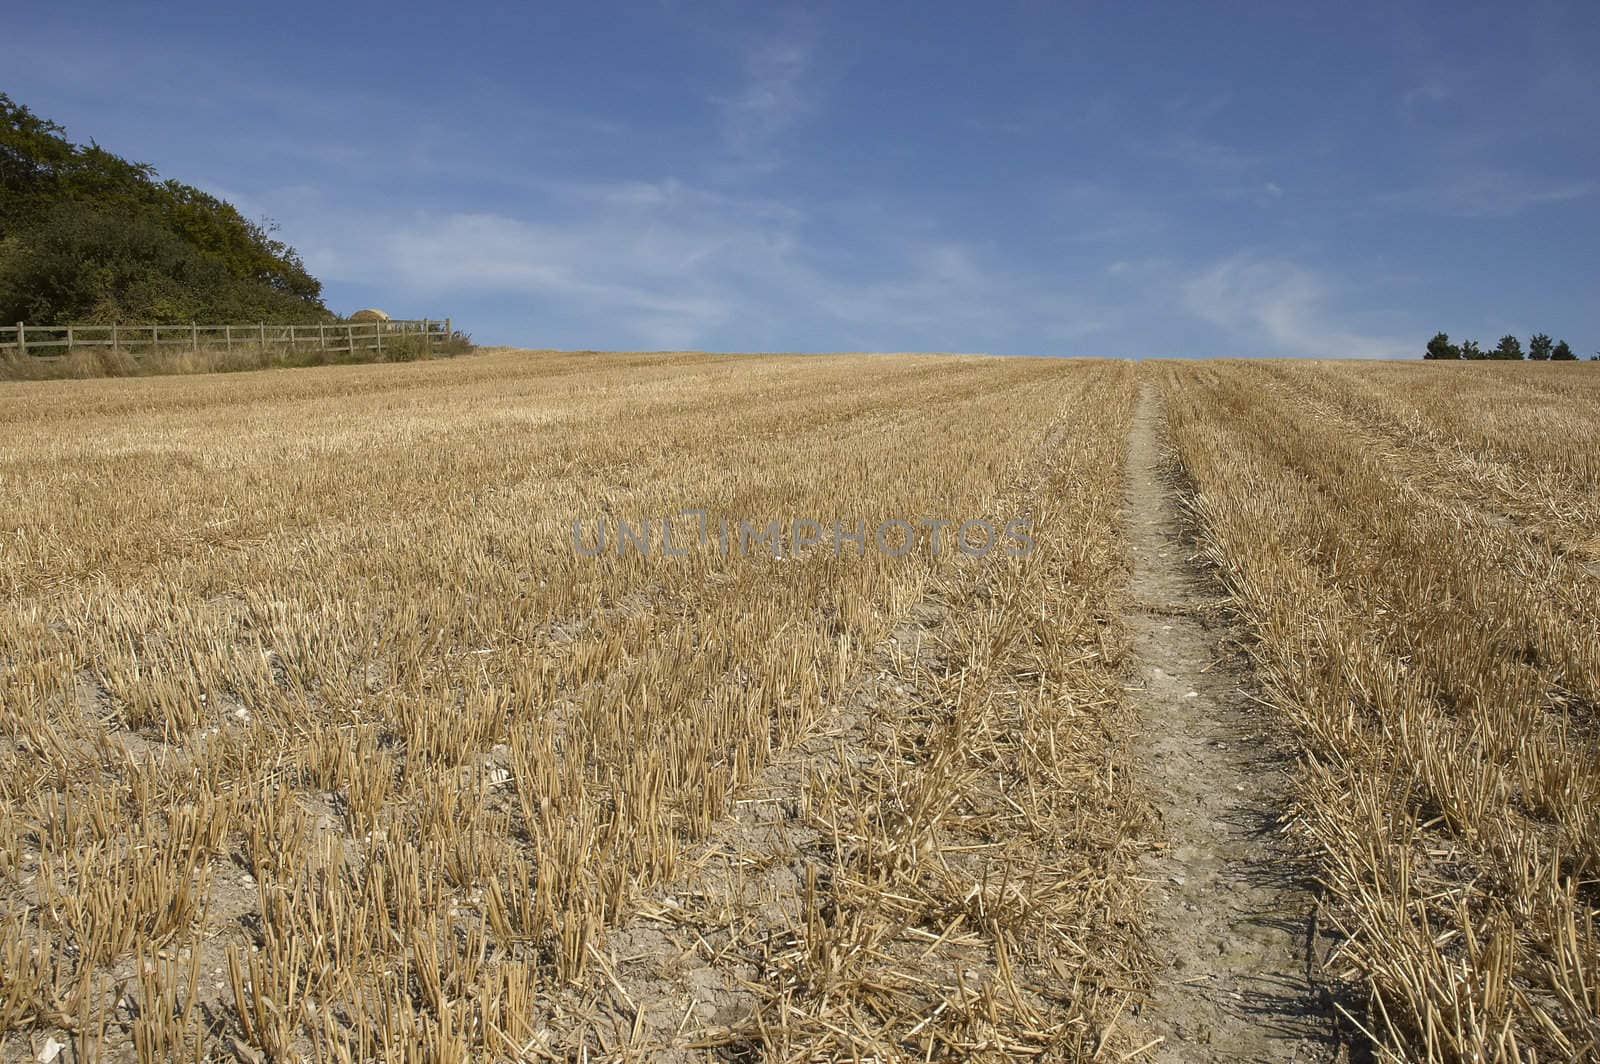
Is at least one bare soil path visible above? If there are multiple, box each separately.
[1124,383,1342,1063]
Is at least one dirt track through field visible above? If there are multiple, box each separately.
[1124,384,1340,1062]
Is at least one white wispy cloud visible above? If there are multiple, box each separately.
[711,16,820,176]
[1400,79,1453,116]
[1181,255,1411,359]
[1387,171,1597,219]
[271,173,1110,352]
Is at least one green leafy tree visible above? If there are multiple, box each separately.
[0,203,326,324]
[1492,335,1524,360]
[1460,339,1485,360]
[0,97,74,200]
[1424,331,1462,360]
[0,93,330,324]
[1550,340,1576,361]
[1528,333,1553,360]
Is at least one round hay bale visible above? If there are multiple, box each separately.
[349,308,391,323]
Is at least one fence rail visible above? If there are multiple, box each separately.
[0,318,453,357]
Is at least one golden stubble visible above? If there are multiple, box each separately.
[1157,358,1600,1062]
[0,350,1148,1060]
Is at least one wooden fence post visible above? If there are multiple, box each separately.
[445,318,452,347]
[375,322,383,356]
[66,325,75,350]
[225,325,232,352]
[191,322,199,352]
[318,323,326,351]
[111,323,119,351]
[421,319,430,349]
[16,322,24,357]
[152,325,159,349]
[260,323,267,349]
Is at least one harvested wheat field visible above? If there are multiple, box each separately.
[1157,359,1600,1062]
[0,350,1596,1062]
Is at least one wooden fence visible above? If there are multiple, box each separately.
[0,318,452,357]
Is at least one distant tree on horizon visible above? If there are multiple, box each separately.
[1492,335,1525,360]
[1424,332,1462,360]
[1425,332,1593,363]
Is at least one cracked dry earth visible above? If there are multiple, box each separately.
[1124,384,1343,1063]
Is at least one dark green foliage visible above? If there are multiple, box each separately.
[0,93,330,325]
[1491,335,1524,360]
[1430,331,1592,364]
[1424,332,1461,360]
[0,202,326,323]
[0,100,75,193]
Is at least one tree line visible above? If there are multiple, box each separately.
[0,94,333,326]
[1424,332,1593,361]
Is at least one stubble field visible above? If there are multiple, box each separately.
[0,350,1595,1062]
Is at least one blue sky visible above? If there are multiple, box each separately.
[6,2,1598,356]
